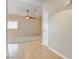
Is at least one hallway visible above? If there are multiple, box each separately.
[7,0,72,59]
[8,40,62,59]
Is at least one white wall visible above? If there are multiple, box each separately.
[7,15,42,37]
[50,9,72,59]
[42,0,72,59]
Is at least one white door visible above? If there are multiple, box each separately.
[42,11,49,47]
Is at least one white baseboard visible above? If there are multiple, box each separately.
[42,42,49,47]
[42,43,69,59]
[48,47,69,59]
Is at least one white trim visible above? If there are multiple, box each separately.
[42,43,68,59]
[42,42,49,47]
[48,47,69,59]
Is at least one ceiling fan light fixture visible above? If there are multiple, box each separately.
[25,9,40,20]
[26,16,30,20]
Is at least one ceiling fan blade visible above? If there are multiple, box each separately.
[30,17,36,19]
[30,16,41,19]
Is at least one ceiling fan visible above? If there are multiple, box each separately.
[25,9,41,20]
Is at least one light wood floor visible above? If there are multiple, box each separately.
[8,40,63,59]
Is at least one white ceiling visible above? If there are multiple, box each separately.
[8,0,42,17]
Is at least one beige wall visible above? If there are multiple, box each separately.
[43,0,72,59]
[7,15,42,37]
[50,9,72,59]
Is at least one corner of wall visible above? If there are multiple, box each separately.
[42,43,69,59]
